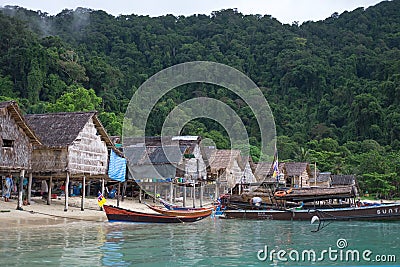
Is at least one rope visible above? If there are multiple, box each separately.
[21,209,105,223]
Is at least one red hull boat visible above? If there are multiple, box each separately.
[103,205,210,223]
[144,203,213,217]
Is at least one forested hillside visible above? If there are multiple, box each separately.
[0,1,399,197]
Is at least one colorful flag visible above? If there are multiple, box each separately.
[272,145,279,181]
[97,192,106,207]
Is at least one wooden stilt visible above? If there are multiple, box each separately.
[215,180,219,200]
[153,183,157,203]
[64,172,70,212]
[17,170,25,210]
[47,176,52,205]
[81,175,86,211]
[27,172,32,205]
[122,180,127,202]
[200,182,203,207]
[192,182,196,208]
[169,182,173,203]
[117,182,121,207]
[183,185,186,207]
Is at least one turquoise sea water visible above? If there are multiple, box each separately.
[0,217,399,267]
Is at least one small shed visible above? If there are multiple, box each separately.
[206,149,256,190]
[331,175,356,187]
[0,101,41,209]
[283,162,312,188]
[254,161,285,185]
[309,172,331,187]
[0,101,41,173]
[25,111,117,210]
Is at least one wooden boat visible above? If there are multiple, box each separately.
[222,203,400,221]
[103,205,210,223]
[159,198,213,211]
[144,203,213,217]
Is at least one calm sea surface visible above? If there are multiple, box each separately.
[0,217,399,267]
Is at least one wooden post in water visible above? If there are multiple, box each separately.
[17,170,25,210]
[314,162,317,187]
[169,182,173,203]
[64,171,70,212]
[200,182,203,207]
[117,182,121,207]
[153,183,157,203]
[183,185,186,207]
[27,172,32,205]
[192,182,196,208]
[215,175,219,201]
[81,175,86,211]
[47,176,52,205]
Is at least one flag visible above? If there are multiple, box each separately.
[272,145,279,181]
[98,192,106,207]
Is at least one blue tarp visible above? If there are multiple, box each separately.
[108,150,126,182]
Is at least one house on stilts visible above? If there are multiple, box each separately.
[25,111,121,211]
[0,101,42,209]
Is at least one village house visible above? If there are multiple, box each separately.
[205,149,256,194]
[283,162,312,188]
[25,111,119,211]
[123,136,210,205]
[254,161,285,185]
[309,172,332,187]
[0,101,41,209]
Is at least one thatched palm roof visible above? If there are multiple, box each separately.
[309,172,331,183]
[284,162,310,177]
[207,149,243,173]
[331,175,356,186]
[24,111,114,149]
[0,101,41,145]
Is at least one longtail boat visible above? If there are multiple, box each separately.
[159,198,213,211]
[144,203,213,217]
[103,205,210,223]
[222,202,400,221]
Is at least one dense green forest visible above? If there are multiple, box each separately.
[0,1,400,197]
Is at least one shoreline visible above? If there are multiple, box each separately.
[0,196,154,229]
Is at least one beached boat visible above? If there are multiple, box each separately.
[159,198,213,211]
[103,205,210,223]
[222,202,400,221]
[144,203,213,217]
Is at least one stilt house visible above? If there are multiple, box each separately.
[25,111,118,210]
[0,101,41,175]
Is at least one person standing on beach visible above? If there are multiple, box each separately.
[3,174,13,202]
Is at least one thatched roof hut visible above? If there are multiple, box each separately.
[124,136,205,181]
[254,161,285,184]
[331,175,356,186]
[283,162,312,188]
[309,172,331,187]
[0,101,41,174]
[25,111,116,179]
[206,149,256,188]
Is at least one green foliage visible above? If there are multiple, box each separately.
[46,86,102,112]
[1,2,400,196]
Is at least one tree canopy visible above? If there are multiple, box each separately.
[1,1,400,197]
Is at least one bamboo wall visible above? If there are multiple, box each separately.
[67,118,108,175]
[0,108,32,171]
[31,148,68,173]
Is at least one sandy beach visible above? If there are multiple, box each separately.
[0,196,156,229]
